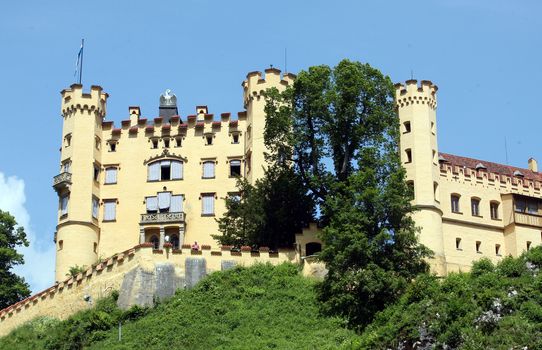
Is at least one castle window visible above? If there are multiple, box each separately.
[495,244,501,256]
[476,241,482,253]
[105,167,118,184]
[456,237,462,250]
[93,164,100,182]
[92,197,99,219]
[247,125,252,140]
[95,136,101,150]
[490,201,499,220]
[406,180,414,199]
[164,138,170,148]
[306,242,322,256]
[433,150,437,165]
[451,194,461,213]
[515,198,539,214]
[431,121,435,134]
[64,134,72,147]
[170,234,180,250]
[60,195,69,216]
[151,139,159,149]
[148,160,183,181]
[527,241,532,251]
[434,182,440,202]
[205,134,213,146]
[58,240,63,251]
[93,242,98,254]
[246,154,252,173]
[201,193,215,216]
[150,235,159,250]
[404,149,412,163]
[230,160,242,177]
[175,137,182,147]
[108,141,116,152]
[203,161,215,179]
[103,200,116,221]
[471,198,481,217]
[232,133,240,144]
[61,160,71,173]
[403,121,411,133]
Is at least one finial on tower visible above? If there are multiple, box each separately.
[159,89,179,123]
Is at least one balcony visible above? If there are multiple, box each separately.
[514,212,542,228]
[52,172,72,193]
[140,212,185,224]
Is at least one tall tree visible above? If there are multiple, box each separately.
[265,59,431,329]
[0,210,31,309]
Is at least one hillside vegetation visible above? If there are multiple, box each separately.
[0,263,360,350]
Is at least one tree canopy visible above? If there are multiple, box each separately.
[0,210,31,309]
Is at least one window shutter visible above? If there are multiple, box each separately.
[148,162,160,181]
[104,202,116,221]
[203,161,215,178]
[202,195,214,214]
[146,196,158,211]
[105,167,117,184]
[171,161,182,180]
[158,192,171,210]
[171,195,183,213]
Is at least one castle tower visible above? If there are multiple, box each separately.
[242,68,295,183]
[395,80,447,275]
[53,84,108,281]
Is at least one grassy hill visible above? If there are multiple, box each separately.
[0,263,360,350]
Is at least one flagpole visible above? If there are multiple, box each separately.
[79,39,84,85]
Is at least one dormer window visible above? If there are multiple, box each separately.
[513,170,524,177]
[475,163,487,171]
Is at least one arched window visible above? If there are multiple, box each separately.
[490,201,500,220]
[471,197,481,216]
[148,160,183,181]
[451,194,461,213]
[306,242,322,256]
[150,235,159,250]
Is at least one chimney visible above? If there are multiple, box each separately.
[528,158,538,172]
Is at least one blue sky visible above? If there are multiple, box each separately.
[0,0,540,292]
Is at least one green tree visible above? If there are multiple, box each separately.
[0,210,31,309]
[264,59,430,329]
[214,166,314,249]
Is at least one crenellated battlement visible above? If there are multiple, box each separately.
[394,79,438,110]
[242,68,296,108]
[60,84,108,118]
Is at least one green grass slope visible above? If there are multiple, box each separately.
[0,263,360,350]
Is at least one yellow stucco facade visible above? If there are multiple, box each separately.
[396,79,542,275]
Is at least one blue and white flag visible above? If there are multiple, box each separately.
[74,40,84,79]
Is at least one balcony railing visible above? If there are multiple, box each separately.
[514,211,542,228]
[52,172,72,192]
[140,212,185,224]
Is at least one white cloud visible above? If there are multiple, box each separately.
[0,172,55,294]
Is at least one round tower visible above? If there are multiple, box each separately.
[241,68,295,184]
[54,84,107,281]
[395,80,447,275]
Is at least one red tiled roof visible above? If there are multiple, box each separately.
[439,152,542,182]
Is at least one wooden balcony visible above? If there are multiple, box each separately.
[514,212,542,228]
[52,172,72,193]
[140,212,185,225]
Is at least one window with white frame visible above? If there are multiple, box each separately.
[60,195,69,216]
[148,160,183,181]
[202,161,215,179]
[202,193,215,215]
[103,200,116,221]
[146,193,183,213]
[92,197,99,219]
[105,167,118,184]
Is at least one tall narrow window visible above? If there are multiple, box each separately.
[203,161,215,179]
[175,137,182,147]
[108,141,116,152]
[406,180,415,199]
[151,139,158,149]
[527,241,532,250]
[490,202,499,220]
[471,198,480,216]
[476,241,482,253]
[93,164,100,182]
[495,244,501,256]
[403,121,411,133]
[456,237,462,250]
[64,134,72,147]
[150,235,159,250]
[171,161,183,180]
[232,133,240,144]
[163,138,170,148]
[202,193,215,215]
[434,182,440,202]
[230,160,241,177]
[405,149,412,163]
[60,195,69,216]
[105,167,118,184]
[103,201,116,221]
[205,134,213,145]
[92,197,99,219]
[148,162,160,181]
[451,194,461,213]
[160,160,171,180]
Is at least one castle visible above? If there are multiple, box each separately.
[1,69,541,335]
